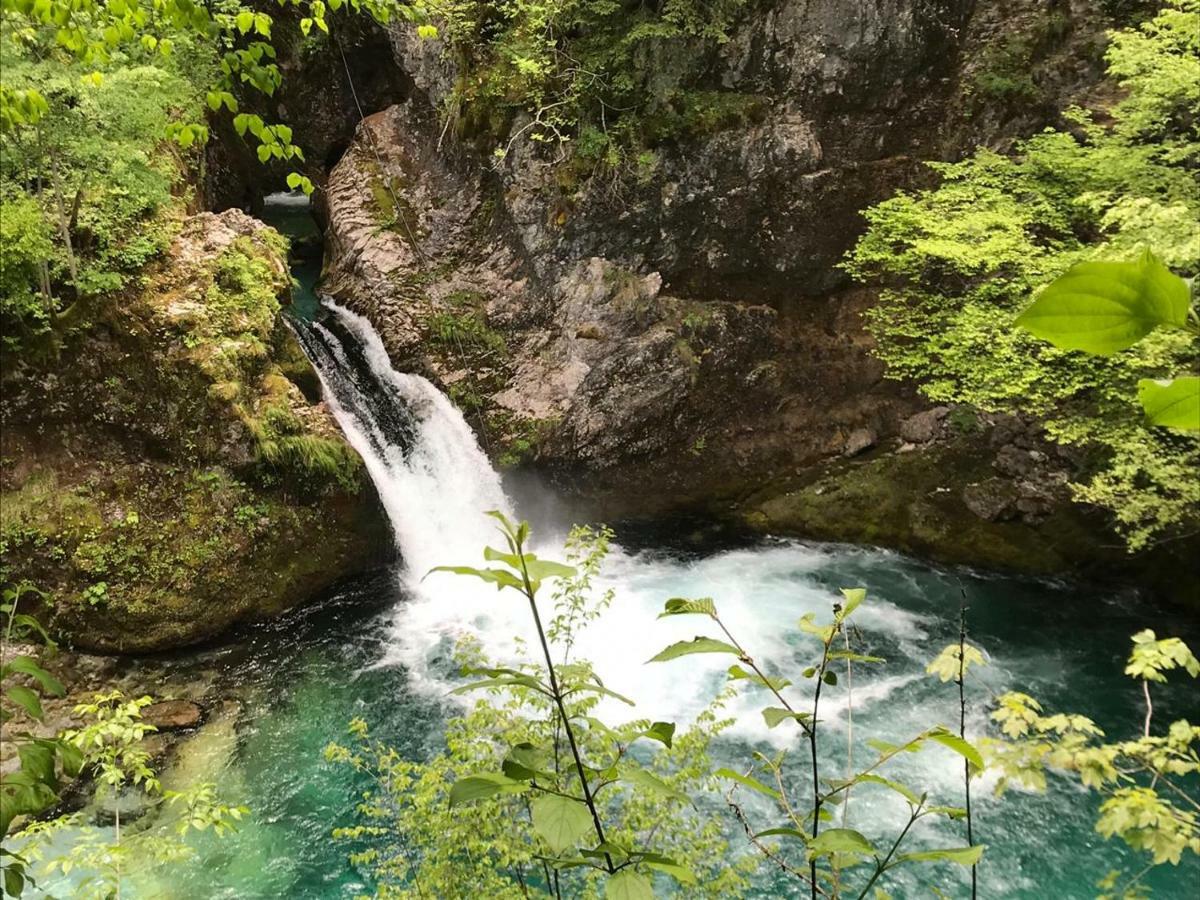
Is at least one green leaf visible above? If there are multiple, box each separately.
[658,597,716,618]
[850,773,922,805]
[621,768,689,804]
[451,674,550,697]
[605,869,653,900]
[286,172,303,190]
[762,707,810,729]
[807,827,876,858]
[4,656,64,696]
[448,773,527,806]
[839,587,866,620]
[648,637,740,663]
[714,768,780,799]
[728,664,792,691]
[1138,377,1200,432]
[235,10,253,33]
[5,686,43,720]
[3,863,24,898]
[522,558,577,584]
[18,742,55,786]
[570,682,635,706]
[256,143,272,163]
[531,794,593,854]
[427,565,523,592]
[640,721,675,748]
[641,854,697,885]
[58,740,83,777]
[927,730,984,771]
[897,844,985,866]
[754,826,808,840]
[501,742,550,781]
[1015,253,1190,355]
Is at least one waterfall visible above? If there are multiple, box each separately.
[291,296,942,747]
[292,299,513,582]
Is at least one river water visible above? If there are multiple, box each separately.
[23,198,1199,898]
[155,285,1198,898]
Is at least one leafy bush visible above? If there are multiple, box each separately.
[433,0,750,164]
[331,517,994,898]
[844,0,1200,549]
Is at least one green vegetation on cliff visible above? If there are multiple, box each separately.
[846,0,1200,550]
[435,0,753,165]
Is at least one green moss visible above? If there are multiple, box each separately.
[493,414,557,468]
[741,443,1099,573]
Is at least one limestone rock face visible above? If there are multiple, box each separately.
[0,211,391,652]
[311,0,1123,569]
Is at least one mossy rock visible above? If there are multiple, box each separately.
[0,210,392,652]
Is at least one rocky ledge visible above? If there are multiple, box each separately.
[0,211,391,652]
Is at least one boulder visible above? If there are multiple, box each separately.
[142,700,205,731]
[962,478,1021,523]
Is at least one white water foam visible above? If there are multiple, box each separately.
[300,299,948,747]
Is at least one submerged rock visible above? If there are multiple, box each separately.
[142,700,205,731]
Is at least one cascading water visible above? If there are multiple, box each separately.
[293,299,513,581]
[272,294,1200,899]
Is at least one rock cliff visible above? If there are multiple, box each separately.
[0,211,391,652]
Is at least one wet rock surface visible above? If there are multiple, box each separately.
[304,0,1128,573]
[0,211,392,652]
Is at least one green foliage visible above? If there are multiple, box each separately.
[926,642,987,683]
[14,690,248,899]
[844,0,1200,549]
[650,589,986,897]
[0,0,434,352]
[985,631,1199,897]
[0,191,53,350]
[433,0,750,166]
[0,51,199,345]
[1015,250,1198,433]
[1,583,83,898]
[328,520,752,897]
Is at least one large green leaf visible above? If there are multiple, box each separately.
[838,588,866,620]
[502,743,552,782]
[897,844,985,866]
[17,743,55,787]
[531,794,593,854]
[761,707,810,729]
[448,773,528,806]
[713,768,780,799]
[427,565,523,592]
[1015,253,1190,355]
[754,826,808,840]
[647,637,740,663]
[2,656,63,697]
[605,869,654,900]
[641,853,698,885]
[621,768,689,804]
[727,664,792,691]
[570,682,635,706]
[657,597,717,618]
[926,730,984,771]
[639,721,675,748]
[849,773,921,806]
[522,558,577,581]
[4,686,42,721]
[807,827,876,858]
[1138,377,1200,431]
